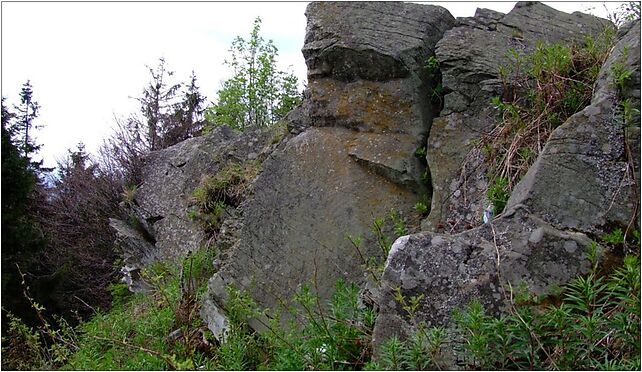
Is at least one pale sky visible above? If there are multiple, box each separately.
[1,1,625,169]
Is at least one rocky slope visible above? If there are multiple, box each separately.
[110,1,640,365]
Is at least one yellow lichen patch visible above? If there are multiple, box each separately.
[308,79,415,133]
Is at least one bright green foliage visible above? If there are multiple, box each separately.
[482,29,615,193]
[602,228,625,245]
[349,212,408,281]
[199,280,374,370]
[414,201,429,215]
[205,17,302,131]
[269,281,374,370]
[612,48,633,94]
[50,241,639,371]
[425,56,439,75]
[64,246,217,370]
[487,175,510,215]
[365,328,448,371]
[619,98,641,127]
[450,255,641,370]
[369,253,641,370]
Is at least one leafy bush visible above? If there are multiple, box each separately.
[204,17,302,131]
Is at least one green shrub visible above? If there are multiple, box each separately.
[414,201,429,215]
[452,254,640,370]
[482,29,615,196]
[487,176,510,215]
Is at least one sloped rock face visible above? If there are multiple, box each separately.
[110,126,277,290]
[507,19,641,233]
[202,1,456,339]
[373,12,640,368]
[424,2,610,233]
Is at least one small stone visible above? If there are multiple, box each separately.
[529,228,545,244]
[564,240,578,253]
[168,328,183,341]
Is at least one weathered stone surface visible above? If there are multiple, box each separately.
[304,78,425,135]
[200,2,458,339]
[373,10,640,366]
[424,2,611,233]
[133,126,276,259]
[109,125,280,292]
[108,218,159,292]
[347,132,426,191]
[133,126,237,259]
[373,207,595,366]
[204,127,422,338]
[302,1,455,81]
[506,21,641,233]
[457,8,504,30]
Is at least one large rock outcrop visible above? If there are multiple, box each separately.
[373,12,640,368]
[202,2,456,338]
[507,19,641,233]
[424,2,610,233]
[108,3,639,363]
[110,126,279,290]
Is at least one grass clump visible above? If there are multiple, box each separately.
[480,28,616,211]
[189,161,261,237]
[487,175,510,215]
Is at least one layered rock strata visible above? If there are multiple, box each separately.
[202,2,456,338]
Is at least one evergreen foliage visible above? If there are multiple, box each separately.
[1,95,47,329]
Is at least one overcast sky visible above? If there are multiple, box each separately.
[1,1,624,169]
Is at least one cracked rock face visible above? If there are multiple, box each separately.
[373,11,640,368]
[507,20,641,233]
[424,2,611,233]
[373,207,595,365]
[110,126,277,289]
[202,1,456,339]
[302,1,455,81]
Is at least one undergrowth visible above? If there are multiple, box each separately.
[188,161,261,237]
[482,27,616,214]
[4,233,639,370]
[372,245,640,371]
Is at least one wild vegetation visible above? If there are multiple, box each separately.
[204,17,302,131]
[2,6,640,372]
[1,16,301,370]
[189,161,261,238]
[481,26,618,215]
